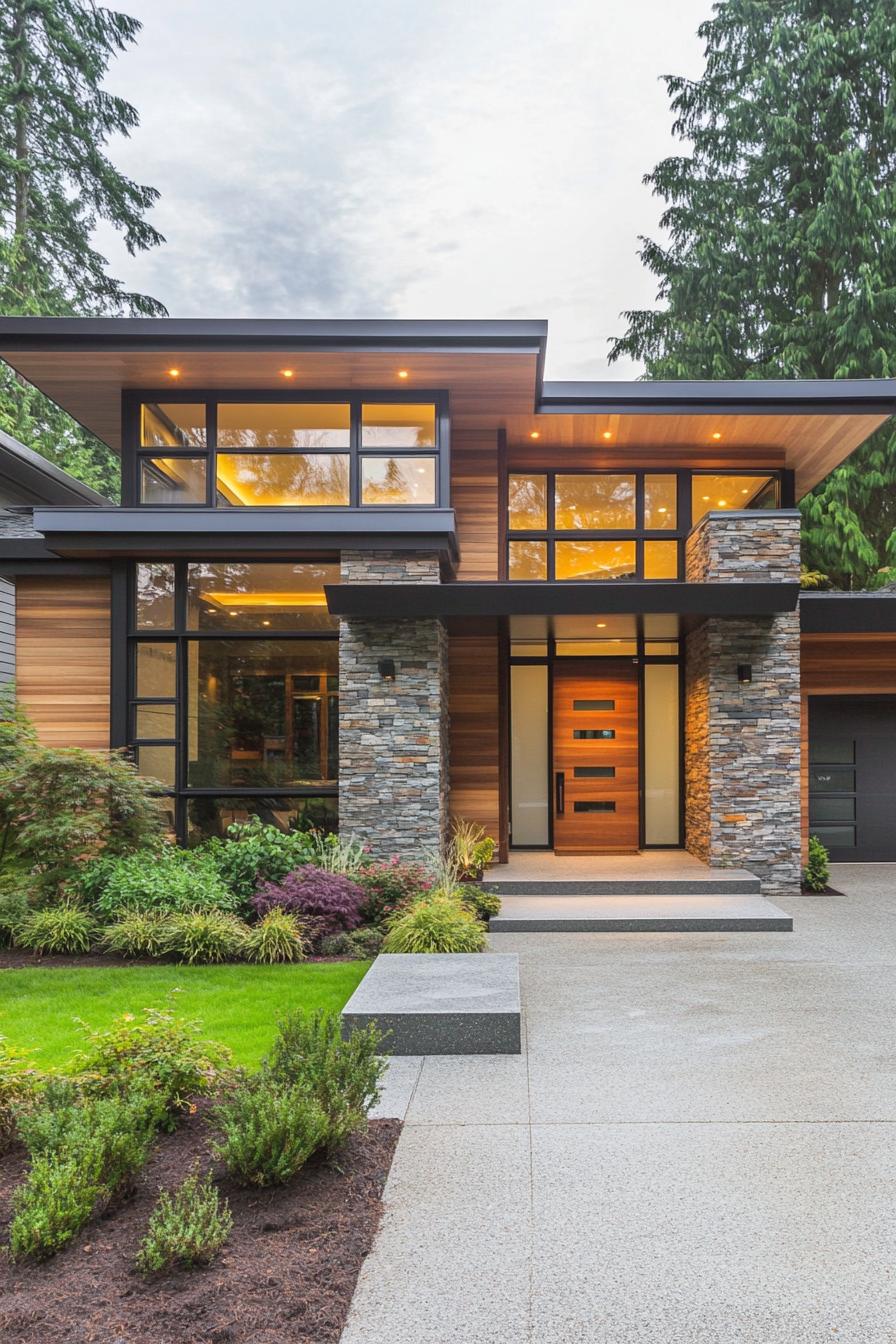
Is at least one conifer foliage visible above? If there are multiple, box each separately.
[610,2,896,588]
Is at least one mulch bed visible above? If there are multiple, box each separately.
[799,885,845,896]
[0,1105,400,1344]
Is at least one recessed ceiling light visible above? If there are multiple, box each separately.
[602,430,612,440]
[702,495,710,501]
[741,488,749,494]
[712,431,722,440]
[229,610,239,616]
[281,368,295,379]
[718,499,727,507]
[596,622,607,628]
[397,369,409,379]
[167,368,180,378]
[530,430,540,439]
[262,619,271,626]
[658,506,667,513]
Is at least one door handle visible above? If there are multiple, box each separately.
[555,770,565,815]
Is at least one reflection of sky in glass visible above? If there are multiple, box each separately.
[555,475,636,530]
[361,405,436,448]
[136,562,176,628]
[216,453,350,505]
[508,474,547,529]
[361,457,436,504]
[216,404,350,449]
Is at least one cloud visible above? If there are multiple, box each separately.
[98,0,708,376]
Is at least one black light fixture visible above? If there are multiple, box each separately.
[378,657,396,682]
[737,663,752,684]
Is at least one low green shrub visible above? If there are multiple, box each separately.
[244,908,307,964]
[0,1038,41,1154]
[382,895,487,954]
[165,910,249,964]
[101,910,175,959]
[460,885,501,921]
[0,886,30,948]
[265,1009,384,1150]
[319,926,384,960]
[75,999,232,1126]
[200,816,315,905]
[212,1073,328,1186]
[16,903,97,955]
[803,834,831,892]
[136,1166,233,1273]
[10,1087,161,1261]
[356,858,431,925]
[76,847,238,920]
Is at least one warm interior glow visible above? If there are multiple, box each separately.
[201,592,329,609]
[529,430,540,439]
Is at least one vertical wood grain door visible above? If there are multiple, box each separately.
[552,661,640,853]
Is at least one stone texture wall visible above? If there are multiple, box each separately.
[684,511,801,897]
[338,551,449,858]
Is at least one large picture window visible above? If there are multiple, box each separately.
[132,395,444,509]
[506,469,780,581]
[129,560,339,841]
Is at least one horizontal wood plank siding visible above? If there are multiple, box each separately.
[800,632,896,855]
[448,632,502,849]
[451,427,499,580]
[16,576,111,749]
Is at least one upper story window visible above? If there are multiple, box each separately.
[133,397,443,508]
[506,469,780,581]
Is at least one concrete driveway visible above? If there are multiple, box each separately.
[341,866,896,1343]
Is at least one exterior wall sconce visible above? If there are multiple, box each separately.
[378,658,396,681]
[737,663,752,684]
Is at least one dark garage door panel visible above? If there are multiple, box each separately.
[809,697,896,862]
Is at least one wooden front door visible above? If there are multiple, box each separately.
[552,661,640,853]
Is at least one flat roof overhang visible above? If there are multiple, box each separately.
[326,580,799,619]
[30,505,459,564]
[799,591,896,633]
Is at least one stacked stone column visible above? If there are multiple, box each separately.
[337,551,448,859]
[684,511,801,897]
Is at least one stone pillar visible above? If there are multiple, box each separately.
[338,551,448,859]
[684,511,801,897]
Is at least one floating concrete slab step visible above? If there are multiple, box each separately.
[483,872,761,896]
[488,894,792,933]
[341,952,521,1055]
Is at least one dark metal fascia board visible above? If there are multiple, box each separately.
[799,592,896,633]
[539,378,896,416]
[325,580,800,618]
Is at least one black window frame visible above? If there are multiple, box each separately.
[124,389,450,511]
[503,466,785,582]
[126,557,341,842]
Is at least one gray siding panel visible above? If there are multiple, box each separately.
[0,578,13,683]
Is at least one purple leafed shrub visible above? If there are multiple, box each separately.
[251,866,364,945]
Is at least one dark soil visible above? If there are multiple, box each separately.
[0,951,356,971]
[0,1107,400,1344]
[799,885,845,896]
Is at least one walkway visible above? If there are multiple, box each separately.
[341,865,896,1343]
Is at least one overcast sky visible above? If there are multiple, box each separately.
[99,0,709,379]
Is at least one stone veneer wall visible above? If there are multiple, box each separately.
[684,511,801,897]
[338,551,449,858]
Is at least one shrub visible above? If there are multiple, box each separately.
[460,885,501,921]
[305,831,368,875]
[212,1073,328,1186]
[201,816,316,905]
[264,1010,385,1150]
[0,886,30,948]
[16,903,97,955]
[448,818,496,878]
[0,1038,41,1154]
[0,746,167,900]
[0,680,38,774]
[101,910,175,959]
[252,866,364,946]
[319,926,384,960]
[76,846,238,920]
[166,910,249,964]
[357,857,432,925]
[244,908,307,964]
[383,895,487,954]
[803,834,831,893]
[136,1167,233,1274]
[10,1087,161,1261]
[75,999,232,1126]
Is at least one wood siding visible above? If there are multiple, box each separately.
[800,632,896,855]
[448,631,504,855]
[16,576,111,749]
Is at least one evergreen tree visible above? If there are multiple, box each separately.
[609,1,896,589]
[0,1,167,495]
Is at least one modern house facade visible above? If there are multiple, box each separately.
[1,317,895,898]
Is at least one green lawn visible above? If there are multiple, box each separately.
[0,961,370,1071]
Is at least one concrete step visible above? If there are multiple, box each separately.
[483,872,761,897]
[488,894,792,933]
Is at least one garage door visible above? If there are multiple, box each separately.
[809,697,896,862]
